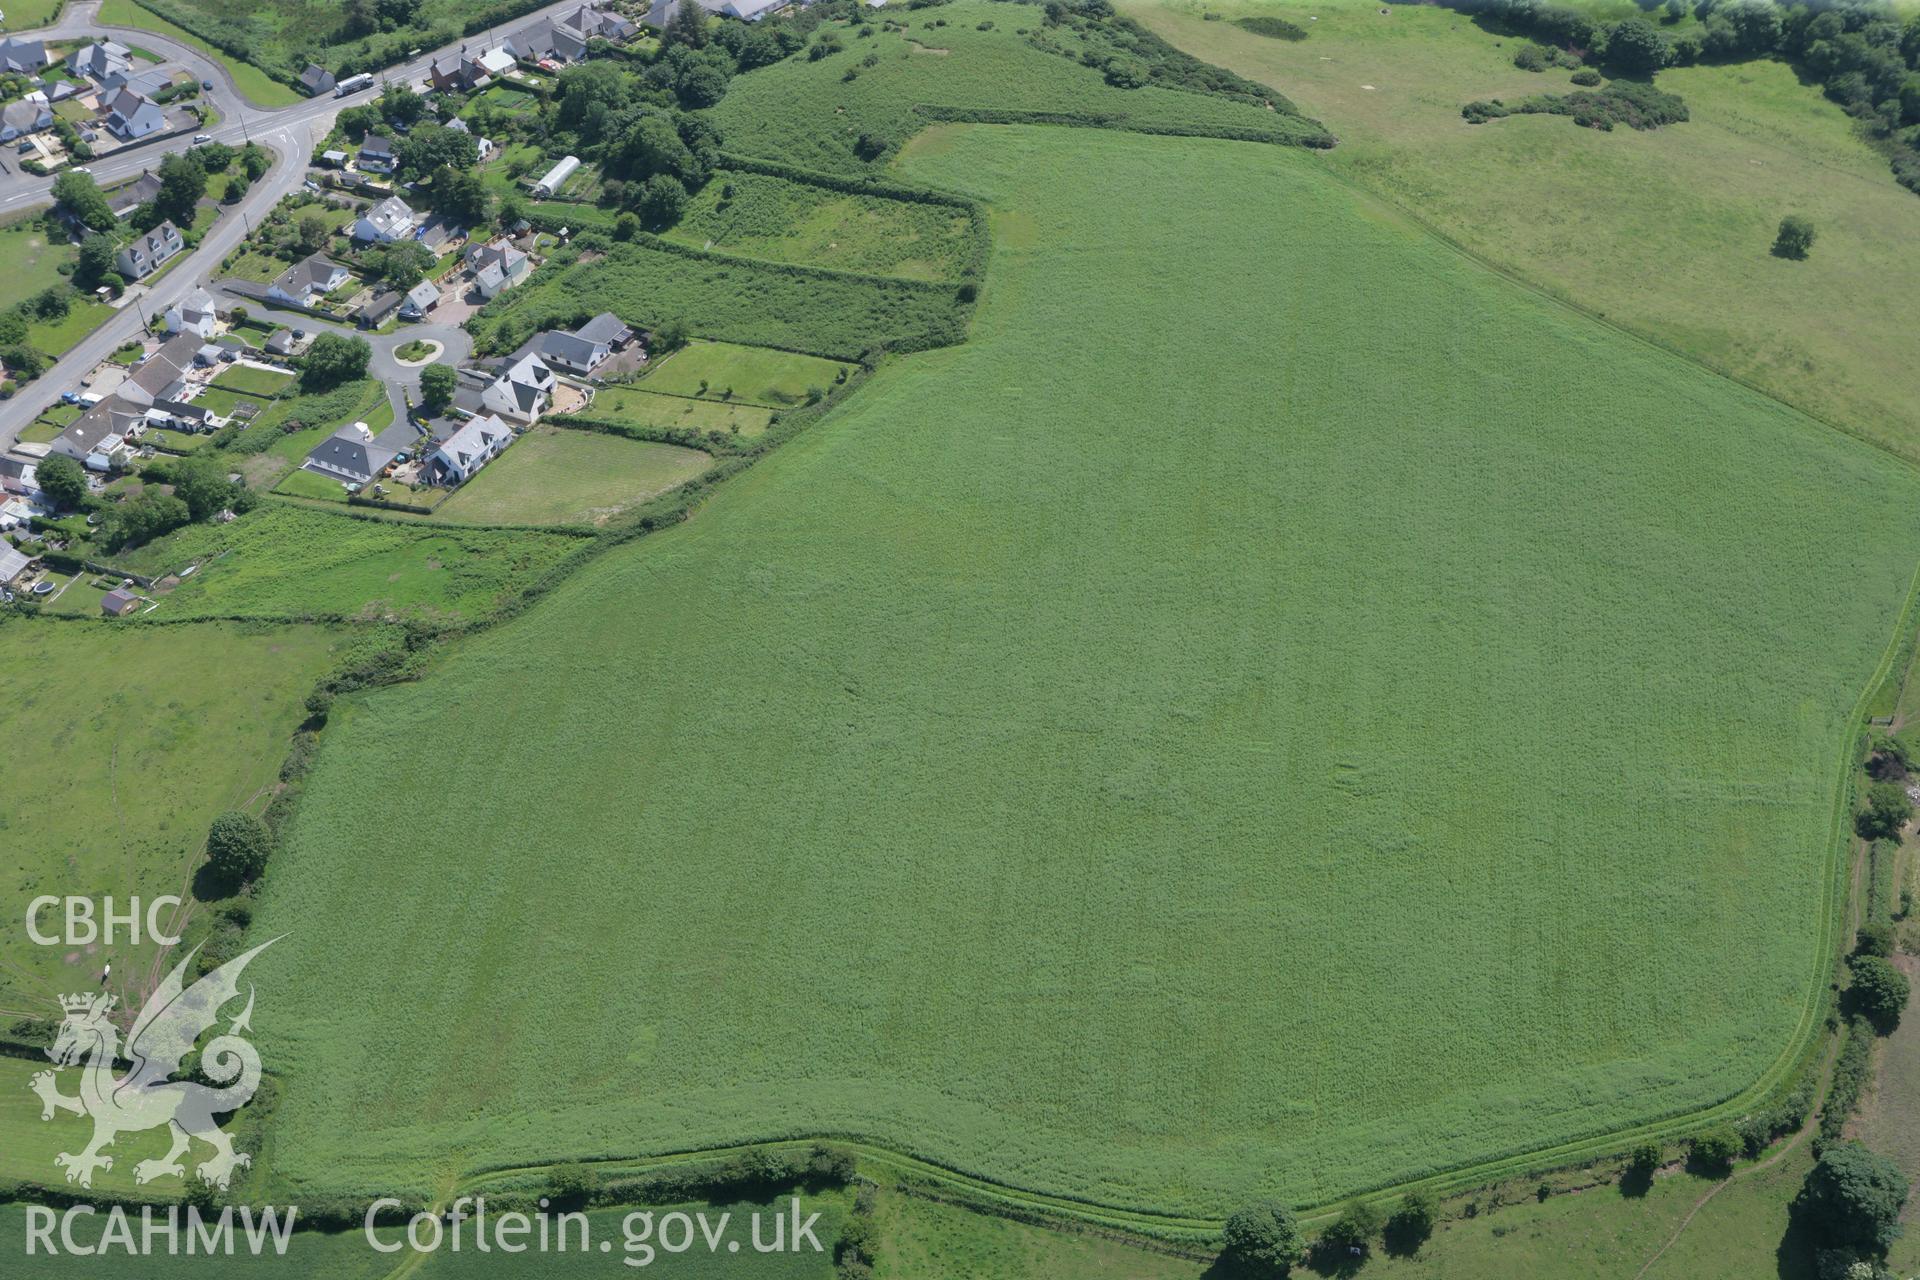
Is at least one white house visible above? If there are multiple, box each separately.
[400,279,440,320]
[466,238,530,299]
[351,195,419,243]
[163,286,219,338]
[104,87,166,141]
[115,220,183,281]
[425,413,513,485]
[480,352,554,422]
[358,133,396,174]
[268,254,351,307]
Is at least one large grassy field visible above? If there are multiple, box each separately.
[107,504,585,622]
[707,0,1326,174]
[0,619,343,1010]
[1122,0,1920,464]
[434,426,713,527]
[244,125,1920,1211]
[0,215,75,315]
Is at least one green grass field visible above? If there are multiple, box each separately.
[662,171,976,281]
[211,365,295,396]
[93,0,337,105]
[244,126,1920,1211]
[477,241,965,361]
[640,341,853,409]
[272,467,351,501]
[0,0,65,30]
[0,216,76,316]
[587,387,776,440]
[1123,0,1920,464]
[707,0,1325,174]
[434,426,712,527]
[107,504,584,622]
[0,619,343,1009]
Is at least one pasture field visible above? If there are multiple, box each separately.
[707,0,1326,174]
[434,426,713,527]
[106,504,583,622]
[0,0,65,30]
[475,241,964,361]
[662,171,975,281]
[1122,0,1920,462]
[0,1054,198,1197]
[640,341,853,409]
[0,619,342,1010]
[247,126,1920,1210]
[586,387,776,440]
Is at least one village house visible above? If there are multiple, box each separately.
[268,254,351,307]
[163,286,220,339]
[0,98,52,142]
[400,279,440,320]
[298,64,336,96]
[351,195,419,244]
[480,352,555,423]
[425,412,513,485]
[115,220,183,281]
[358,133,396,174]
[303,421,399,487]
[466,238,530,299]
[67,40,132,84]
[0,36,51,74]
[529,312,633,377]
[113,332,200,407]
[107,170,163,218]
[104,87,166,141]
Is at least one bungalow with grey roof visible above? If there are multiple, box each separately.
[0,36,51,74]
[0,99,52,142]
[299,64,336,96]
[67,40,132,84]
[268,254,351,307]
[303,421,399,486]
[531,311,632,376]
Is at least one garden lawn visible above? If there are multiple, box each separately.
[272,467,350,501]
[211,365,294,396]
[434,426,712,527]
[588,387,775,439]
[1123,0,1920,464]
[118,503,584,621]
[0,619,343,1010]
[662,171,976,281]
[640,341,853,409]
[250,127,1920,1211]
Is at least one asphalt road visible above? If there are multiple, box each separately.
[0,0,592,449]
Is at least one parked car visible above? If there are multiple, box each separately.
[201,79,213,90]
[193,133,211,144]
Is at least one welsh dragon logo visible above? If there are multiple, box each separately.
[28,939,276,1191]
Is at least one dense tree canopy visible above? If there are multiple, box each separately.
[1794,1142,1910,1258]
[303,333,371,389]
[51,171,115,233]
[35,453,87,508]
[1222,1201,1301,1276]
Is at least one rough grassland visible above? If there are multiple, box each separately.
[1122,0,1920,463]
[662,171,976,281]
[250,127,1920,1211]
[434,427,712,527]
[0,620,342,1010]
[110,505,584,622]
[707,0,1323,174]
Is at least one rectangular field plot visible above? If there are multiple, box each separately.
[588,388,776,439]
[435,427,713,527]
[639,342,853,409]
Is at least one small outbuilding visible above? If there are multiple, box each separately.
[100,587,140,616]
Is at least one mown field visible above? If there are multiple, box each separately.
[641,341,854,409]
[434,426,712,527]
[247,125,1920,1210]
[0,619,343,1008]
[1123,0,1920,462]
[662,171,976,281]
[108,504,584,622]
[587,387,776,440]
[707,0,1325,174]
[475,241,964,361]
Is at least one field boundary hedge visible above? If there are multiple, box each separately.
[911,103,1337,149]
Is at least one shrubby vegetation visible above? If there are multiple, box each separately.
[1464,80,1690,130]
